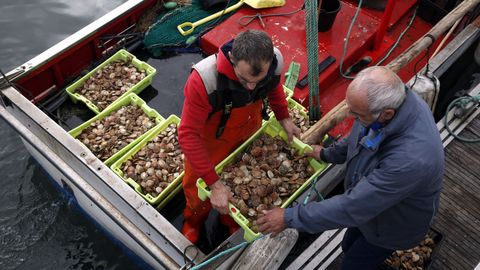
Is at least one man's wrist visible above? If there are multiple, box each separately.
[319,148,326,162]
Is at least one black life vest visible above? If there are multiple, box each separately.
[192,48,284,138]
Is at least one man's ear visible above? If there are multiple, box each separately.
[228,51,235,65]
[383,109,396,121]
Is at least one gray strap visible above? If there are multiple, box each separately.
[192,54,218,94]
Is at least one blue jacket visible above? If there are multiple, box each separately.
[284,89,444,250]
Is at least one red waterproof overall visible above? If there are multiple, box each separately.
[182,101,263,241]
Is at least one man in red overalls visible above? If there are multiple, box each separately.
[178,30,300,244]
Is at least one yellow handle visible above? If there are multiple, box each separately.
[177,0,245,36]
[177,22,195,36]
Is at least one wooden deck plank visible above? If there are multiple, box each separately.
[438,183,480,218]
[435,200,480,236]
[443,169,480,194]
[432,116,480,269]
[433,214,480,254]
[436,203,480,235]
[433,220,480,259]
[440,180,480,208]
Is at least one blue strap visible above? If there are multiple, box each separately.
[303,175,325,205]
[189,235,267,269]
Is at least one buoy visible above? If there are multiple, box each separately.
[164,1,178,10]
[186,36,197,45]
[410,72,440,113]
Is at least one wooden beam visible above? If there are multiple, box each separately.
[231,229,298,270]
[302,0,480,145]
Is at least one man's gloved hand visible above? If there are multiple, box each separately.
[279,118,301,143]
[209,180,232,215]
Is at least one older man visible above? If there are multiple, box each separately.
[178,30,300,244]
[257,66,444,269]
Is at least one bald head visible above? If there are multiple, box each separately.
[348,66,405,113]
[346,66,406,126]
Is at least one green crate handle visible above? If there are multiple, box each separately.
[196,179,262,242]
[196,180,248,226]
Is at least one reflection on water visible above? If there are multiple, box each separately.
[0,1,145,269]
[0,0,125,71]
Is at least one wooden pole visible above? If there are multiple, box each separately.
[431,18,462,59]
[301,0,480,145]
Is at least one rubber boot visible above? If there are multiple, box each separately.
[182,221,202,244]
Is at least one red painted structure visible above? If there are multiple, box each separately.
[200,0,439,137]
[15,0,157,103]
[14,0,443,138]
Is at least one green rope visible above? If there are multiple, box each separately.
[305,0,320,120]
[376,6,418,66]
[339,0,363,79]
[444,95,480,143]
[143,0,236,56]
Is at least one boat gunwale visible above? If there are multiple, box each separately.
[0,85,206,267]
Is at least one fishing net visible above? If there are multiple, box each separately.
[143,0,236,57]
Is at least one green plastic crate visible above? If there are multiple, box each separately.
[66,49,157,114]
[196,120,328,242]
[283,85,294,100]
[269,95,307,120]
[156,182,183,210]
[110,115,184,206]
[69,93,164,166]
[263,85,294,126]
[288,97,307,112]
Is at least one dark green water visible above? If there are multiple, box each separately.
[0,1,144,269]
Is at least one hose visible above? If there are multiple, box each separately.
[444,95,480,143]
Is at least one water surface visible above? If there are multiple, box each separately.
[0,1,144,269]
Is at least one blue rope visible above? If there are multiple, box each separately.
[189,235,267,270]
[303,175,325,205]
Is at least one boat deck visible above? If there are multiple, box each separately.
[200,0,437,138]
[431,115,480,270]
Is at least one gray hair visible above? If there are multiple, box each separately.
[351,66,406,114]
[231,30,274,76]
